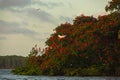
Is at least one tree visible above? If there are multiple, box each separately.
[105,0,120,12]
[13,0,120,76]
[0,55,26,69]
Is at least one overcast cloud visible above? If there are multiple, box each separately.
[0,0,31,9]
[0,0,110,56]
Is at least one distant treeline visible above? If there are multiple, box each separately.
[0,55,26,69]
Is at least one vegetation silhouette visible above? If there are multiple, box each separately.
[0,55,26,69]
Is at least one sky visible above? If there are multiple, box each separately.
[0,0,110,56]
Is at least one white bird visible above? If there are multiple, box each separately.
[58,34,66,39]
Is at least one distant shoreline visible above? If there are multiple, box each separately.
[0,55,26,69]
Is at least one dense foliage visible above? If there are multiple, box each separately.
[13,0,120,76]
[0,55,26,69]
[105,0,120,12]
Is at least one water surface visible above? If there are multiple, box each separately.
[0,69,119,80]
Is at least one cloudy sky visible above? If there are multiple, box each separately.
[0,0,110,56]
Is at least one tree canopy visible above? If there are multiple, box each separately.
[105,0,120,12]
[12,1,120,76]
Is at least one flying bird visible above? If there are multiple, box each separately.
[58,34,66,39]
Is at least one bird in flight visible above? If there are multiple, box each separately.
[58,34,66,39]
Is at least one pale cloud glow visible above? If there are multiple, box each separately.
[0,0,109,56]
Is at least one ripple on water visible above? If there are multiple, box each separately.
[0,69,120,80]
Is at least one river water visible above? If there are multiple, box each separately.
[0,69,119,80]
